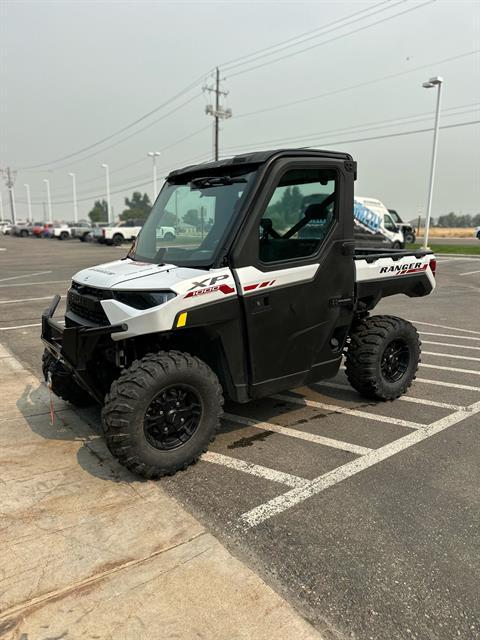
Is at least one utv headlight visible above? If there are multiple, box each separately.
[113,290,176,310]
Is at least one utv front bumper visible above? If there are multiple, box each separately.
[41,295,127,402]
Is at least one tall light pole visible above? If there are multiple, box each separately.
[43,178,53,223]
[422,76,443,249]
[101,164,112,224]
[24,184,32,222]
[0,190,4,222]
[148,151,161,201]
[68,172,78,223]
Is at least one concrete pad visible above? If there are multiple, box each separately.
[0,347,321,640]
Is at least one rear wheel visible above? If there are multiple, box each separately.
[164,232,175,241]
[20,229,29,237]
[42,350,93,407]
[102,351,224,478]
[345,315,420,400]
[112,233,123,246]
[59,231,69,240]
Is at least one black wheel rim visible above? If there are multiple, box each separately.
[143,384,202,450]
[380,339,410,383]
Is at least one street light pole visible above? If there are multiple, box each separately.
[422,76,443,250]
[68,172,78,223]
[24,184,32,222]
[43,178,53,223]
[148,151,161,201]
[0,190,4,222]
[101,164,112,224]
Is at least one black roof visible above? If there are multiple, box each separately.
[167,148,353,180]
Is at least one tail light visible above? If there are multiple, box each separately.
[429,258,437,277]
[102,228,106,237]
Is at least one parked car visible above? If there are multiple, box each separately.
[0,221,12,234]
[388,209,416,244]
[354,197,405,249]
[12,221,32,237]
[31,222,53,238]
[94,219,176,246]
[52,224,71,240]
[475,226,480,240]
[70,221,93,242]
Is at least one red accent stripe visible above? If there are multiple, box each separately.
[244,284,259,291]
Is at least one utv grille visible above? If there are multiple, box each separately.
[67,282,112,325]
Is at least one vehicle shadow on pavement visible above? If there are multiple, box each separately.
[16,381,146,485]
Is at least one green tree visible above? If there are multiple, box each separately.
[183,209,200,228]
[88,199,108,223]
[120,192,152,221]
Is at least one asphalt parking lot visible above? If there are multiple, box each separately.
[0,235,479,640]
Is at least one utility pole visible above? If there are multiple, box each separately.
[1,167,17,224]
[204,68,232,161]
[24,184,33,222]
[0,190,4,222]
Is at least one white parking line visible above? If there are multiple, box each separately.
[316,381,461,410]
[0,323,41,331]
[272,394,423,430]
[224,413,372,456]
[0,270,52,283]
[459,270,480,276]
[202,451,309,488]
[421,340,480,351]
[0,320,64,331]
[420,363,480,376]
[420,331,480,342]
[415,377,480,392]
[422,350,480,362]
[239,398,480,528]
[410,320,480,335]
[0,280,69,289]
[0,296,53,305]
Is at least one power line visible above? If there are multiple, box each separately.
[227,0,437,78]
[24,124,213,201]
[221,103,480,154]
[18,71,213,171]
[220,0,394,70]
[17,120,478,208]
[26,93,203,172]
[234,50,480,121]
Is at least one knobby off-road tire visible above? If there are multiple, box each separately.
[102,351,224,479]
[345,315,421,401]
[42,349,93,407]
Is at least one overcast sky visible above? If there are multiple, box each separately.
[1,0,479,223]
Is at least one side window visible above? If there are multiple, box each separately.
[259,168,337,263]
[384,213,397,232]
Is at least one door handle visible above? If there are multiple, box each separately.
[250,295,270,314]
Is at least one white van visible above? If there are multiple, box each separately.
[354,196,404,249]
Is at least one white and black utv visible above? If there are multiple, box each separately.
[42,149,436,478]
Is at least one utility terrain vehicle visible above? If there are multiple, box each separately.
[42,149,437,478]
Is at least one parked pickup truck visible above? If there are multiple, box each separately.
[93,219,176,246]
[70,221,93,242]
[52,224,71,240]
[42,148,436,479]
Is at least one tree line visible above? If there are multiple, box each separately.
[435,212,480,228]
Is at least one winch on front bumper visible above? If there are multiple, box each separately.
[41,294,128,403]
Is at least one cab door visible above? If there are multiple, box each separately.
[231,159,356,399]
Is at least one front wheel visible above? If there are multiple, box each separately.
[102,351,224,478]
[345,315,421,400]
[404,232,415,244]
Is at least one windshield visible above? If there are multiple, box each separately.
[388,209,401,223]
[130,170,255,266]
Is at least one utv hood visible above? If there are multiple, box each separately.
[72,259,209,291]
